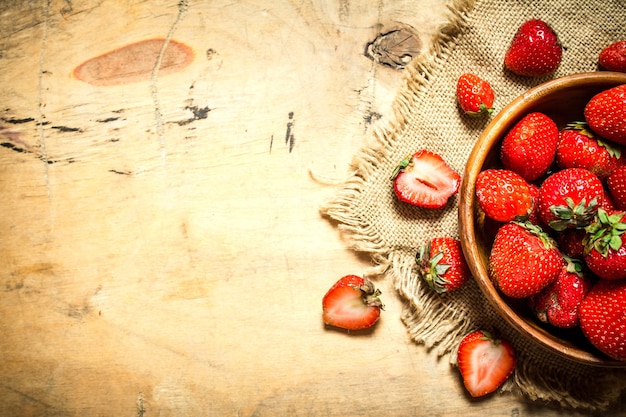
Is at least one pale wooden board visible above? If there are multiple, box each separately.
[0,1,606,415]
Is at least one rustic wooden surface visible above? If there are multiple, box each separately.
[0,1,618,416]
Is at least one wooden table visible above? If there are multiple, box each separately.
[0,1,610,415]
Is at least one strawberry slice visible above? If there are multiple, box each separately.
[457,330,516,397]
[391,150,461,208]
[322,275,384,330]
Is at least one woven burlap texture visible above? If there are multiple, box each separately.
[321,0,626,412]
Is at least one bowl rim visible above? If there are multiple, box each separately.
[459,71,626,367]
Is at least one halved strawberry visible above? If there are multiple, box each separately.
[322,275,384,330]
[457,330,516,397]
[391,150,461,209]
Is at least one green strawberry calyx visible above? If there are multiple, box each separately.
[583,208,626,257]
[417,244,451,294]
[549,197,599,232]
[512,221,558,250]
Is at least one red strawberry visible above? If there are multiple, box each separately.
[555,228,586,259]
[579,279,626,361]
[417,237,471,293]
[456,73,495,117]
[322,275,384,330]
[599,40,626,73]
[500,112,559,182]
[583,209,626,280]
[584,84,626,145]
[457,330,516,397]
[536,168,604,231]
[607,165,626,210]
[475,169,534,223]
[504,19,563,77]
[556,121,624,180]
[526,183,541,225]
[528,257,592,329]
[489,221,562,298]
[391,150,461,209]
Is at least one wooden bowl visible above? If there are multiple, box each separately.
[459,72,626,367]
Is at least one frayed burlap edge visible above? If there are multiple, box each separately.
[320,0,626,413]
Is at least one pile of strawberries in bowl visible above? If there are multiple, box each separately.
[459,71,626,367]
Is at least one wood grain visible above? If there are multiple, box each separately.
[0,1,613,415]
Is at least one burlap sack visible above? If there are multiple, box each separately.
[322,0,626,412]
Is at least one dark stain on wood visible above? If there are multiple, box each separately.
[73,38,194,86]
[96,117,120,123]
[1,116,35,124]
[175,105,211,126]
[365,27,422,70]
[51,125,83,133]
[285,112,295,153]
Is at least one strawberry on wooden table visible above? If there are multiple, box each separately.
[504,19,563,77]
[457,330,516,397]
[528,257,591,329]
[391,150,461,209]
[489,221,562,298]
[599,40,626,73]
[556,121,624,180]
[456,73,495,117]
[583,209,626,280]
[500,112,559,182]
[475,169,534,223]
[584,84,626,145]
[607,165,626,210]
[579,279,626,361]
[322,275,384,331]
[536,167,604,231]
[417,237,471,293]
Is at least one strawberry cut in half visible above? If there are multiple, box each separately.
[322,275,384,331]
[457,330,516,397]
[391,150,461,209]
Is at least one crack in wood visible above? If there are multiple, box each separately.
[150,0,190,167]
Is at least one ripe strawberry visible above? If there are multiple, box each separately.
[536,168,604,231]
[579,278,626,361]
[607,165,626,210]
[489,221,562,298]
[391,150,461,209]
[504,19,563,77]
[322,275,384,330]
[555,228,586,259]
[457,330,516,397]
[556,121,624,180]
[475,169,534,223]
[583,209,626,280]
[599,40,626,73]
[500,112,559,182]
[417,237,471,293]
[526,183,541,225]
[528,257,591,329]
[456,73,495,117]
[584,84,626,145]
